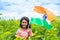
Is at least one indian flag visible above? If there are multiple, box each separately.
[30,6,55,30]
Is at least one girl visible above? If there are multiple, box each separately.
[15,17,33,40]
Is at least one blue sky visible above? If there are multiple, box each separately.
[0,0,60,19]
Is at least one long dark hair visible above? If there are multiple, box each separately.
[20,16,31,29]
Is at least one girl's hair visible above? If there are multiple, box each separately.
[20,16,31,29]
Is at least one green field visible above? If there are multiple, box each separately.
[0,16,60,40]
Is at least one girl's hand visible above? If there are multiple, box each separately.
[15,32,21,37]
[27,29,33,37]
[27,29,30,33]
[15,35,20,38]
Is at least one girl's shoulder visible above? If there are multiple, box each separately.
[17,28,22,31]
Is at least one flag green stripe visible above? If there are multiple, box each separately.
[30,18,43,26]
[43,20,52,30]
[30,18,52,30]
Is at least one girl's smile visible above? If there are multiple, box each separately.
[21,20,28,28]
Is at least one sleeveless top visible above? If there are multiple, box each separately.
[16,28,33,38]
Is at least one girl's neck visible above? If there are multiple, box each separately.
[22,28,27,30]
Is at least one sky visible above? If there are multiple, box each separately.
[0,0,60,19]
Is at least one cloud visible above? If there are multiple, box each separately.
[1,10,20,20]
[0,0,60,20]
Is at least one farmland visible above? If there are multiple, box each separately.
[0,16,60,40]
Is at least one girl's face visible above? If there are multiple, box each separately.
[21,20,28,28]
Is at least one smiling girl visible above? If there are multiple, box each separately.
[15,17,33,40]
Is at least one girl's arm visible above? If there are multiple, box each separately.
[15,29,21,38]
[29,29,33,37]
[27,29,33,37]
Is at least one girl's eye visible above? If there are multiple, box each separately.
[22,22,26,23]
